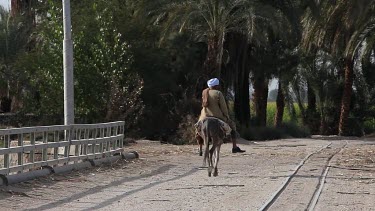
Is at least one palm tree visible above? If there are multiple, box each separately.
[152,0,291,130]
[300,50,345,134]
[154,0,259,79]
[273,47,300,127]
[0,5,34,112]
[0,7,13,112]
[153,0,319,129]
[302,0,375,135]
[248,0,310,127]
[224,33,251,126]
[229,2,294,127]
[152,0,291,107]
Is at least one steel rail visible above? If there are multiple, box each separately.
[307,141,348,211]
[259,142,333,211]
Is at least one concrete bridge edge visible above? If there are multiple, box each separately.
[0,151,139,186]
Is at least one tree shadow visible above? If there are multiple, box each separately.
[82,167,199,210]
[24,164,199,211]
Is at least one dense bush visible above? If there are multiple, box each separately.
[364,118,375,135]
[240,126,283,140]
[239,122,310,141]
[278,123,311,138]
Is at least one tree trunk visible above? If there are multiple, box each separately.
[0,79,12,112]
[338,58,354,136]
[11,0,21,17]
[274,81,284,127]
[204,35,223,78]
[10,81,22,112]
[196,34,224,99]
[252,76,268,127]
[105,77,124,121]
[0,97,12,113]
[227,34,250,127]
[307,83,316,112]
[305,83,320,134]
[320,115,328,135]
[236,69,250,127]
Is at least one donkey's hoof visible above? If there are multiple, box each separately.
[213,172,218,177]
[208,172,212,177]
[199,151,203,156]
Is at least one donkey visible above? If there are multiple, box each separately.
[198,117,230,177]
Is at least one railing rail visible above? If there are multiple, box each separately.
[0,121,125,176]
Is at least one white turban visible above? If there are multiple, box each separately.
[207,78,219,88]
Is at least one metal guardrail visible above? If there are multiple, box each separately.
[0,121,125,176]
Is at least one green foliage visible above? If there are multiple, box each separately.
[16,0,135,122]
[1,0,374,141]
[73,1,133,120]
[298,51,343,134]
[26,2,64,115]
[13,0,205,138]
[0,6,34,112]
[242,102,310,140]
[364,117,375,135]
[253,102,303,127]
[135,34,205,138]
[301,0,375,135]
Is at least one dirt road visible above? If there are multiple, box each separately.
[0,138,374,211]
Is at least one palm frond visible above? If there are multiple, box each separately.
[301,0,375,58]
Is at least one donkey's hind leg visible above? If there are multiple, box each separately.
[207,149,213,177]
[208,144,216,177]
[213,144,221,177]
[203,134,210,167]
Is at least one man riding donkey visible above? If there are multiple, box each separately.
[195,78,246,154]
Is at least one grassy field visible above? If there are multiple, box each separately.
[228,102,310,140]
[228,101,304,126]
[264,102,303,126]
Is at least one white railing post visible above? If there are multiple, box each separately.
[4,135,10,173]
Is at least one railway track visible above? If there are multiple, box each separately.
[259,141,348,211]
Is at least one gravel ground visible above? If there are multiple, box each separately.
[0,138,374,211]
[315,140,375,211]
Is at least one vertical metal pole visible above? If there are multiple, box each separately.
[63,0,74,125]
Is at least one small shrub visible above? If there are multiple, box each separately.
[278,123,311,138]
[240,126,284,140]
[364,118,375,135]
[239,122,311,141]
[167,114,198,145]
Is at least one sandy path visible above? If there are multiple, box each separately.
[0,138,373,211]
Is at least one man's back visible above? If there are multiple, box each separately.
[199,89,229,122]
